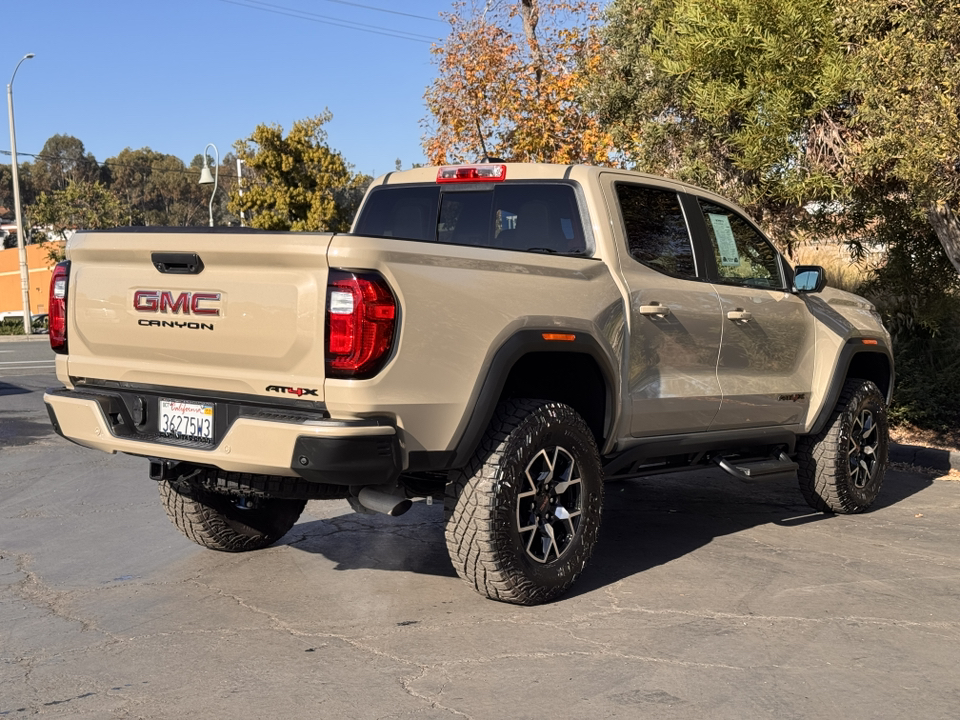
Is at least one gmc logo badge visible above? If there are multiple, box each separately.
[134,290,221,316]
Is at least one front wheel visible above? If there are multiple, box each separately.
[159,480,306,552]
[445,399,604,605]
[797,378,889,514]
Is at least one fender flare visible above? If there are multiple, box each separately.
[449,328,619,467]
[808,339,895,436]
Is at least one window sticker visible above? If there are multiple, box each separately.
[707,213,740,266]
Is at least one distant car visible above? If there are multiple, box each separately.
[0,312,48,332]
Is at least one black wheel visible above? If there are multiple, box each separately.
[444,399,604,605]
[797,378,888,514]
[159,479,306,552]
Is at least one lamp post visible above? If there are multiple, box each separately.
[198,143,219,228]
[7,52,35,334]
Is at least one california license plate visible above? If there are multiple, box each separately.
[159,399,214,443]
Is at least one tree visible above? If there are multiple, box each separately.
[587,0,852,241]
[32,134,102,196]
[836,1,960,275]
[31,180,127,261]
[105,147,209,226]
[423,0,612,165]
[230,112,364,232]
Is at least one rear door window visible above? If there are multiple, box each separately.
[355,183,587,255]
[615,183,697,278]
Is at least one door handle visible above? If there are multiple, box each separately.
[639,303,671,317]
[727,309,752,322]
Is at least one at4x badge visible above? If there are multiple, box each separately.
[266,385,319,397]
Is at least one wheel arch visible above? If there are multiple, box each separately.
[808,341,894,436]
[450,329,618,467]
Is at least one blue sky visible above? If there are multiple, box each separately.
[4,0,455,177]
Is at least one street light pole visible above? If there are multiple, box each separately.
[197,143,219,228]
[7,52,35,335]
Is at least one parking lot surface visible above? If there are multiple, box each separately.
[2,354,959,719]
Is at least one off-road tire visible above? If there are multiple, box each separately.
[159,479,306,552]
[444,399,604,605]
[797,378,888,514]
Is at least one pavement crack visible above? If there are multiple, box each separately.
[5,550,118,639]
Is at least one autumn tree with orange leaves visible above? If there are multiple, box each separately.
[423,0,612,166]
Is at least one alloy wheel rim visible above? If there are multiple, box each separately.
[848,408,879,489]
[517,446,583,564]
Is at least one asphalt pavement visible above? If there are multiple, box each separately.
[1,348,959,719]
[0,336,56,379]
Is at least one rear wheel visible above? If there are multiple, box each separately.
[159,479,305,552]
[445,399,604,605]
[797,378,888,514]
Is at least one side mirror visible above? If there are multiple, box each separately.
[793,265,827,293]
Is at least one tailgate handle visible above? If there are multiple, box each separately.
[152,252,204,275]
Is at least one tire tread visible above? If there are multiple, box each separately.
[444,399,603,605]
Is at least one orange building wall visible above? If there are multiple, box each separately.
[0,243,65,316]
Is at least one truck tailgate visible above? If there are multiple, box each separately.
[65,230,332,401]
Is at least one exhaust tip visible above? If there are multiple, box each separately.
[357,487,412,517]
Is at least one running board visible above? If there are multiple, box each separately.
[714,452,799,482]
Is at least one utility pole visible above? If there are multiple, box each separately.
[8,53,35,334]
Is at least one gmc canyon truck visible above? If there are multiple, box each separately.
[43,163,893,605]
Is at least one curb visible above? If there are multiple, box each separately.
[0,334,49,343]
[889,442,960,473]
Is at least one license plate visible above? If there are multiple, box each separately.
[159,399,215,443]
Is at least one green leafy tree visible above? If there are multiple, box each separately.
[230,112,364,232]
[32,134,102,196]
[0,161,37,211]
[105,147,210,226]
[587,0,850,241]
[31,180,127,261]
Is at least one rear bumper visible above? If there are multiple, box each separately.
[44,387,401,484]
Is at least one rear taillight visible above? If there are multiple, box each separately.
[49,260,70,354]
[325,270,397,379]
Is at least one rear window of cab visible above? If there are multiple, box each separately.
[354,183,588,256]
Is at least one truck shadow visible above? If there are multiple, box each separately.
[0,381,32,397]
[566,466,931,600]
[285,466,933,594]
[0,416,58,447]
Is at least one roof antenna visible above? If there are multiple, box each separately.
[476,119,504,164]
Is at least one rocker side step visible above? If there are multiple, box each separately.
[714,453,799,482]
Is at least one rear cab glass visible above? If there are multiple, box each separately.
[354,183,589,256]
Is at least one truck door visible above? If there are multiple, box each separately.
[691,198,815,429]
[601,176,724,437]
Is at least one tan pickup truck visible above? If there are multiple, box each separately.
[44,163,893,605]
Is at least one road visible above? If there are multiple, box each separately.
[1,346,959,719]
[0,337,56,378]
